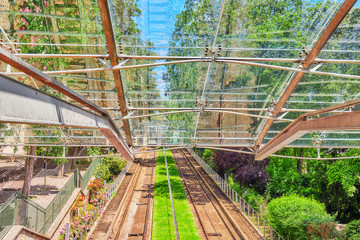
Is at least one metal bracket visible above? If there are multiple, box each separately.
[204,44,222,59]
[96,58,111,68]
[310,62,324,71]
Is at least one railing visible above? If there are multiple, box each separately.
[187,148,285,240]
[0,158,101,239]
[81,158,100,191]
[0,191,20,239]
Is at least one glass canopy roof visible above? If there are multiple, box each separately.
[1,0,360,154]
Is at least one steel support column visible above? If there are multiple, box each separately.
[254,0,357,149]
[97,0,132,145]
[0,74,133,161]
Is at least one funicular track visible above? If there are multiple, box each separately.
[111,152,156,240]
[172,149,263,240]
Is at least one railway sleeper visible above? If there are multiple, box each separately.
[128,233,144,237]
[207,233,222,236]
[196,202,205,205]
[142,194,153,198]
[136,203,148,205]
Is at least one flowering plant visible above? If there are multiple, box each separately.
[71,195,85,211]
[87,179,104,194]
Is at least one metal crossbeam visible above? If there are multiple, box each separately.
[0,48,106,116]
[255,99,360,160]
[0,74,133,161]
[254,0,358,149]
[97,0,131,145]
[255,110,360,160]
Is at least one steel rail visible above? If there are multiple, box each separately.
[142,152,156,240]
[177,149,248,240]
[254,0,358,149]
[113,162,142,239]
[172,150,212,240]
[163,150,180,240]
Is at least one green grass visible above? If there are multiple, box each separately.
[152,150,201,240]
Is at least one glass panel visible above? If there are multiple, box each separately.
[216,0,343,55]
[319,3,360,60]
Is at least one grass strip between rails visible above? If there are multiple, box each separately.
[152,150,201,240]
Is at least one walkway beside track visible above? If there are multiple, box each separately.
[90,161,140,239]
[113,153,156,240]
[91,153,156,240]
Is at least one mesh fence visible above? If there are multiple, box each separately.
[0,192,19,239]
[81,158,100,191]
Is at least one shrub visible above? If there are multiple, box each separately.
[103,156,127,175]
[267,195,334,240]
[345,219,360,240]
[94,163,112,182]
[94,156,126,182]
[213,148,269,193]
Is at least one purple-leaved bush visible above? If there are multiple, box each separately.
[213,148,269,193]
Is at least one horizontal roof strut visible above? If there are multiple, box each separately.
[126,107,349,113]
[5,59,360,80]
[270,154,360,160]
[5,41,360,52]
[254,0,358,149]
[199,146,255,155]
[217,59,360,80]
[12,53,360,64]
[132,144,360,149]
[0,152,123,159]
[122,108,293,121]
[255,99,360,160]
[134,147,187,155]
[0,73,133,161]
